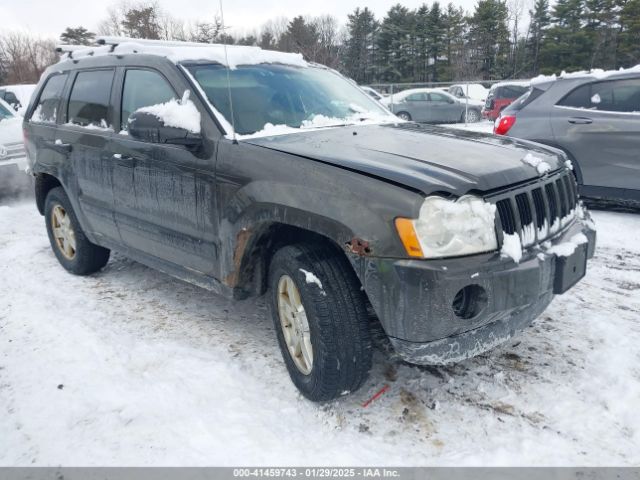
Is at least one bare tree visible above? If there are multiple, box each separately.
[0,32,58,84]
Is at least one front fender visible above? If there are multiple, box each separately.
[215,140,423,289]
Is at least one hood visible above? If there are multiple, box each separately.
[243,123,565,195]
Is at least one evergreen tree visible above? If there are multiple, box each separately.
[618,0,640,66]
[60,27,95,45]
[526,0,551,74]
[279,17,320,61]
[414,5,430,81]
[121,6,161,39]
[344,8,379,84]
[442,3,468,80]
[427,2,446,81]
[377,4,416,82]
[468,0,511,79]
[541,0,592,72]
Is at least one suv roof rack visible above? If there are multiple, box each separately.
[95,36,245,50]
[55,44,89,58]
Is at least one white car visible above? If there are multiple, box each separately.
[448,83,490,103]
[0,97,29,201]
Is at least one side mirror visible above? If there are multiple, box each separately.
[128,111,202,149]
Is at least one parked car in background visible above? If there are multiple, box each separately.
[0,98,30,201]
[383,88,483,123]
[360,86,385,102]
[482,81,529,120]
[24,37,596,401]
[495,66,640,207]
[0,84,37,115]
[449,83,489,103]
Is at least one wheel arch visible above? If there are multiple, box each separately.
[228,220,364,300]
[35,173,63,215]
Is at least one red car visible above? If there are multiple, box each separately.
[482,83,529,120]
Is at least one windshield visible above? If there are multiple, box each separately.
[184,64,394,136]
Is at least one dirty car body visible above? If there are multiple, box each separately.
[24,39,595,399]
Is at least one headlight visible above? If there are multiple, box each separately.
[395,195,498,259]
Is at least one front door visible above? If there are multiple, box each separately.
[110,67,218,275]
[428,92,461,123]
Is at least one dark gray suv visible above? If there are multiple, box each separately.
[24,37,596,401]
[495,68,640,207]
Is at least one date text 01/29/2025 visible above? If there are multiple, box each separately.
[232,468,401,477]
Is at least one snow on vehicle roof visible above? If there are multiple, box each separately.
[530,64,640,86]
[488,79,531,91]
[59,36,308,70]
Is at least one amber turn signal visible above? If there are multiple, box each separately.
[394,218,424,258]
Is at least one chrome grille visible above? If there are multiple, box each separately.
[488,170,578,246]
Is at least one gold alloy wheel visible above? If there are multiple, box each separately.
[51,205,77,260]
[277,274,313,375]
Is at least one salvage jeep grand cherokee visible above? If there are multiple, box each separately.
[24,37,596,401]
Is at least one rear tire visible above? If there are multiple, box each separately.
[463,108,480,123]
[268,243,372,401]
[44,187,110,275]
[396,111,412,121]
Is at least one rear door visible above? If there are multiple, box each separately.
[403,92,430,122]
[110,67,218,275]
[552,77,640,193]
[55,68,119,244]
[24,72,70,176]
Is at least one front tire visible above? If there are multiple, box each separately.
[268,243,372,401]
[396,111,412,121]
[44,187,110,275]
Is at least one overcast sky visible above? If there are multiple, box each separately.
[0,0,482,39]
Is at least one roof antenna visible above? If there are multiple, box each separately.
[219,0,238,144]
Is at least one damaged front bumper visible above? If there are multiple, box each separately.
[352,218,596,365]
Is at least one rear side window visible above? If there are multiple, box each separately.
[558,78,640,113]
[406,92,427,102]
[67,70,114,128]
[121,69,176,132]
[31,74,68,124]
[505,87,544,112]
[497,86,528,99]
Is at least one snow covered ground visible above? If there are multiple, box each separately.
[1,201,639,466]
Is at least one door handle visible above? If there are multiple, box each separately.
[568,117,593,125]
[112,153,134,161]
[46,140,72,153]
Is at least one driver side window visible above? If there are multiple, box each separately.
[428,93,449,102]
[121,69,177,133]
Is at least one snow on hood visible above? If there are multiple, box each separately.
[62,39,308,70]
[235,112,401,140]
[531,64,640,86]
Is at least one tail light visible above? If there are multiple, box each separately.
[494,115,516,135]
